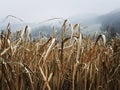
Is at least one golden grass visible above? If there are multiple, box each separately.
[0,21,120,90]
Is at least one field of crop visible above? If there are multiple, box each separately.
[0,20,120,90]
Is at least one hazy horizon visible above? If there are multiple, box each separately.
[0,0,120,22]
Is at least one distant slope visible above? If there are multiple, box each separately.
[68,13,101,35]
[98,9,120,34]
[69,10,120,34]
[31,19,64,39]
[1,10,120,38]
[69,13,99,25]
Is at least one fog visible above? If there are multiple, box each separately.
[0,0,120,22]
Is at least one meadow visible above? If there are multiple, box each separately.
[0,20,120,90]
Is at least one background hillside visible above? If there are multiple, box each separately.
[98,9,120,34]
[0,9,120,38]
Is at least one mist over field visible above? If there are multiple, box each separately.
[0,9,120,38]
[0,0,120,37]
[0,1,120,90]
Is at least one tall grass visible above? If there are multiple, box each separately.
[0,21,120,90]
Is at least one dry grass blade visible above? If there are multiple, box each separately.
[44,38,55,61]
[0,47,10,56]
[0,20,119,90]
[76,25,81,64]
[94,34,106,47]
[101,34,106,46]
[73,24,79,30]
[21,25,31,41]
[39,66,51,90]
[72,63,78,90]
[6,23,11,39]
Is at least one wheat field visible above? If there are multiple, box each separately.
[0,20,120,90]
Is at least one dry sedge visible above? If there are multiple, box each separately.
[0,20,120,90]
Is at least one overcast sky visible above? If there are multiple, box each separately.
[0,0,120,22]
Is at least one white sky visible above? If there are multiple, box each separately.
[0,0,120,22]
